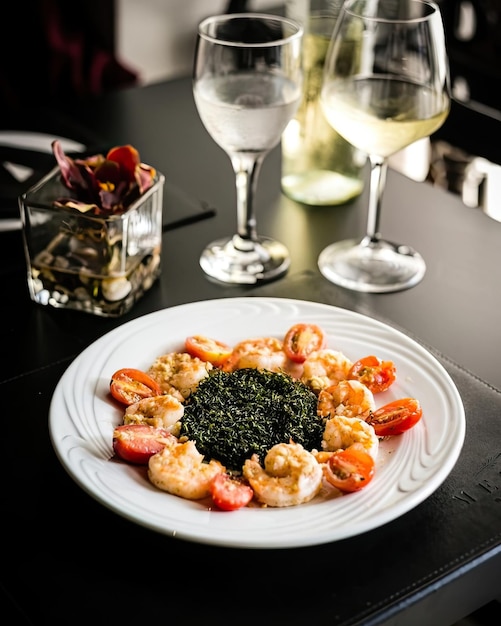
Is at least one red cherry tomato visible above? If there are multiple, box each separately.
[323,445,375,493]
[349,355,396,393]
[185,335,233,367]
[112,424,174,465]
[210,473,254,511]
[110,368,163,406]
[283,323,326,364]
[367,397,422,437]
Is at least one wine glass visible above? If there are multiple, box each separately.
[318,0,451,293]
[193,13,303,284]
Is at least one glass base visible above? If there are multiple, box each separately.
[200,234,290,285]
[318,237,426,293]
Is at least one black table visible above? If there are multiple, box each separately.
[1,76,501,626]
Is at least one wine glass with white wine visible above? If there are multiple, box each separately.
[193,13,303,284]
[318,0,451,292]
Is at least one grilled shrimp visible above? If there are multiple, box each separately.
[321,415,379,460]
[317,380,376,420]
[148,352,213,399]
[301,349,353,393]
[222,337,289,373]
[242,441,323,507]
[148,439,225,500]
[123,393,184,434]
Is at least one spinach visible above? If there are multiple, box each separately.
[180,368,324,472]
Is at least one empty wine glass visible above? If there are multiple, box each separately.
[193,13,303,284]
[318,0,451,292]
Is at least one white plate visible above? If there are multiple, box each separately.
[49,297,465,549]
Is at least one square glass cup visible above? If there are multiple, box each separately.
[19,166,165,317]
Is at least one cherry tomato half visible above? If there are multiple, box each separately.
[367,397,422,437]
[349,355,396,393]
[112,424,174,465]
[210,473,254,511]
[110,368,163,406]
[323,445,375,493]
[185,335,233,367]
[283,323,326,363]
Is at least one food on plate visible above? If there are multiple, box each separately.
[317,379,376,420]
[348,355,396,393]
[147,352,213,399]
[148,439,225,500]
[185,335,233,367]
[283,323,326,363]
[110,368,163,406]
[124,394,184,432]
[180,368,322,471]
[222,336,290,373]
[243,441,323,507]
[300,348,354,393]
[367,397,423,436]
[322,445,376,493]
[108,321,419,511]
[112,424,175,465]
[209,473,254,511]
[321,415,379,460]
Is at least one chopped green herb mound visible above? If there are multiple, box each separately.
[180,368,324,472]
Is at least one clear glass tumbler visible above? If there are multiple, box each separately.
[19,167,165,317]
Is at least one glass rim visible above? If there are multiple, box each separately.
[197,12,303,47]
[343,0,440,23]
[20,165,165,221]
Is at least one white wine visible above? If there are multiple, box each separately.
[282,25,365,206]
[194,72,301,155]
[321,77,450,158]
[317,0,450,293]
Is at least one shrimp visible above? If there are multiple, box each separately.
[148,352,213,400]
[317,379,376,420]
[242,441,323,507]
[321,415,379,460]
[124,394,184,434]
[148,439,225,500]
[222,337,289,373]
[301,349,353,393]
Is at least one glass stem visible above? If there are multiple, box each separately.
[364,156,388,245]
[231,153,264,251]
